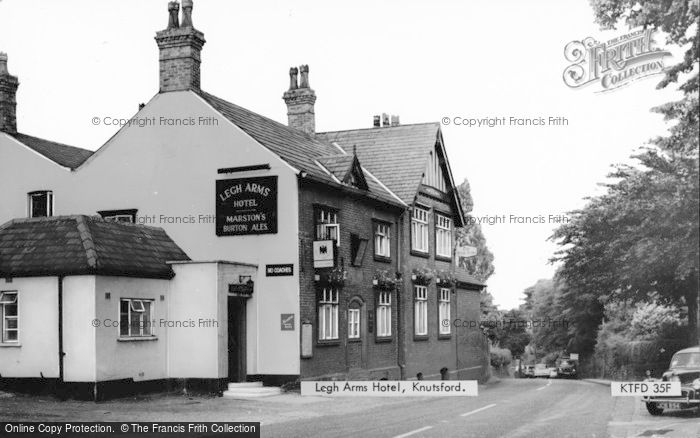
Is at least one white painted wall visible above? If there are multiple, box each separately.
[94,276,170,382]
[0,277,59,378]
[168,262,221,378]
[62,276,96,382]
[0,91,302,377]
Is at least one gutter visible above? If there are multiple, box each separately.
[58,276,65,387]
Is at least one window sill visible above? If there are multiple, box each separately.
[413,334,429,342]
[373,255,392,264]
[435,255,452,263]
[117,336,158,342]
[0,342,21,348]
[374,336,393,343]
[438,333,452,340]
[410,250,429,259]
[348,337,362,343]
[316,339,340,347]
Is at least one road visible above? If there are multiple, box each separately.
[261,379,700,438]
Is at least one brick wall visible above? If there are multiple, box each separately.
[298,180,402,380]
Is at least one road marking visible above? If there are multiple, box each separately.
[393,426,433,438]
[460,403,497,417]
[536,380,552,390]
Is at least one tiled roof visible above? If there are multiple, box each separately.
[11,132,93,170]
[198,91,340,183]
[198,91,405,207]
[0,216,190,279]
[317,123,440,204]
[316,155,405,206]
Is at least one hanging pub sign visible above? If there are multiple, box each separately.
[216,176,278,236]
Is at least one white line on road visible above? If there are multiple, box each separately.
[393,426,433,438]
[536,380,552,390]
[460,403,497,417]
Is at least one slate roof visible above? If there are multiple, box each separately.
[199,91,405,207]
[0,215,190,279]
[198,91,339,183]
[315,154,399,203]
[10,132,94,170]
[317,123,441,204]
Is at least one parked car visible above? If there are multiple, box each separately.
[533,363,551,378]
[548,367,558,378]
[557,359,578,379]
[522,364,535,378]
[643,346,700,416]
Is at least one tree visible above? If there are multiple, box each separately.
[552,0,699,344]
[455,178,495,283]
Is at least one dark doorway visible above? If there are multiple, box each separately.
[228,296,247,382]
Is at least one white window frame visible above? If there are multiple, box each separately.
[348,307,360,339]
[0,291,18,343]
[316,208,340,247]
[436,214,452,258]
[318,288,339,340]
[119,298,154,337]
[374,222,391,258]
[411,206,429,253]
[414,286,428,336]
[27,191,54,218]
[439,288,451,335]
[377,291,392,337]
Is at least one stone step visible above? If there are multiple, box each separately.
[227,382,263,391]
[222,386,282,399]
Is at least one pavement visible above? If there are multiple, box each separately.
[1,379,699,437]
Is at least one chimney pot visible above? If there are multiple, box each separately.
[373,115,381,127]
[138,103,146,110]
[299,65,310,88]
[391,115,400,126]
[167,1,180,29]
[288,67,299,91]
[181,0,194,27]
[382,113,390,127]
[0,52,7,75]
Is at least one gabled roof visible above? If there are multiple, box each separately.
[198,91,405,208]
[316,123,441,204]
[316,154,402,205]
[198,91,339,183]
[0,215,190,279]
[10,132,93,170]
[318,124,465,226]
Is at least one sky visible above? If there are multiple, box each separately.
[0,0,685,309]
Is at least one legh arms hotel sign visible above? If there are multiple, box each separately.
[216,176,278,236]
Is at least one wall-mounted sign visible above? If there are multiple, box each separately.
[266,264,294,277]
[228,283,254,297]
[313,240,335,268]
[216,176,277,236]
[281,314,295,331]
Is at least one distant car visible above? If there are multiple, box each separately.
[533,363,551,378]
[548,367,558,378]
[644,346,700,416]
[557,359,578,379]
[522,365,535,378]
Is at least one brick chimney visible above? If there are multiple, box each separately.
[154,0,206,93]
[283,65,316,135]
[0,52,19,134]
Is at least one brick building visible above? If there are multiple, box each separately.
[0,0,488,396]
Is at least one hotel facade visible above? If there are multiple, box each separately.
[0,1,488,399]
